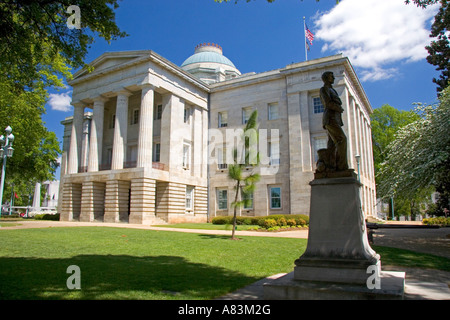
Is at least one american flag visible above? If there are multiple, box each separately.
[305,24,314,46]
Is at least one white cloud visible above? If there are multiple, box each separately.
[314,0,439,81]
[48,91,72,112]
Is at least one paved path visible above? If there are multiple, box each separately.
[0,220,310,238]
[1,220,449,300]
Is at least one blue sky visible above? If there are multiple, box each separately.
[43,0,442,160]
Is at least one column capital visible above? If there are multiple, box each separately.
[92,95,109,103]
[140,83,156,93]
[116,89,133,97]
[71,101,86,109]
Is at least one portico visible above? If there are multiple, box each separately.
[59,51,209,224]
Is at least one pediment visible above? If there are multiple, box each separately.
[71,50,152,81]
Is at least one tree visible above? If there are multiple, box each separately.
[371,105,423,220]
[426,0,450,95]
[0,1,126,205]
[371,104,420,182]
[228,110,260,240]
[0,50,64,205]
[377,87,450,202]
[0,0,127,91]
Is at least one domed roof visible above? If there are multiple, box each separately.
[181,43,237,69]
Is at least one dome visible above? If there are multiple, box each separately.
[181,44,237,69]
[181,43,241,84]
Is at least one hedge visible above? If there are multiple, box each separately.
[422,217,450,226]
[212,214,309,228]
[33,213,60,221]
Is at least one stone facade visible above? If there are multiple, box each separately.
[59,46,376,224]
[208,55,376,218]
[59,50,209,224]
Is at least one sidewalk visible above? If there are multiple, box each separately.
[1,220,449,300]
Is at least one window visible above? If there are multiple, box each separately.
[131,108,139,125]
[313,97,324,114]
[217,146,227,169]
[269,141,280,165]
[186,186,194,210]
[268,103,279,120]
[217,189,228,210]
[270,187,282,209]
[242,191,253,210]
[218,111,228,127]
[155,104,162,120]
[153,143,160,162]
[242,107,252,124]
[184,105,191,124]
[182,143,191,169]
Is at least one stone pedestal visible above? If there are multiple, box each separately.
[264,171,405,299]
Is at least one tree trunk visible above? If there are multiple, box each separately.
[231,181,240,240]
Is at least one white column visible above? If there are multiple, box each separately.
[136,85,154,168]
[160,94,183,171]
[341,87,354,168]
[68,103,85,174]
[111,90,131,170]
[88,97,106,172]
[80,114,91,172]
[32,182,41,211]
[299,91,312,171]
[192,106,203,177]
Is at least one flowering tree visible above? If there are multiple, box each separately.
[377,87,450,203]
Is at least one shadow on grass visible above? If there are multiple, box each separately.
[0,255,260,300]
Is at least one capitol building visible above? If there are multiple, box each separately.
[59,43,376,224]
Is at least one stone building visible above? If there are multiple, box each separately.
[59,44,376,224]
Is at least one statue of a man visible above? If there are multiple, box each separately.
[319,71,348,172]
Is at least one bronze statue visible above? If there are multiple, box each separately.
[316,71,349,174]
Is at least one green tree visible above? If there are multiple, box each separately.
[0,49,64,205]
[377,87,450,202]
[370,105,422,220]
[228,110,260,240]
[426,0,450,95]
[0,1,127,205]
[371,104,420,182]
[0,0,127,90]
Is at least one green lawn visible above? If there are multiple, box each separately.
[152,223,260,231]
[0,227,305,300]
[0,226,448,300]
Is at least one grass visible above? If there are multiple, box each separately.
[0,222,22,228]
[0,227,305,300]
[153,223,260,231]
[0,226,448,300]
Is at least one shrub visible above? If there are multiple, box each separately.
[423,217,450,226]
[291,214,310,225]
[286,219,297,227]
[33,213,60,221]
[263,219,277,229]
[277,217,287,226]
[237,217,252,225]
[212,214,310,228]
[212,216,233,225]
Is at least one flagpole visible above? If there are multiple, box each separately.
[303,16,308,61]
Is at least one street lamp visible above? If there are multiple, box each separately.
[0,126,15,218]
